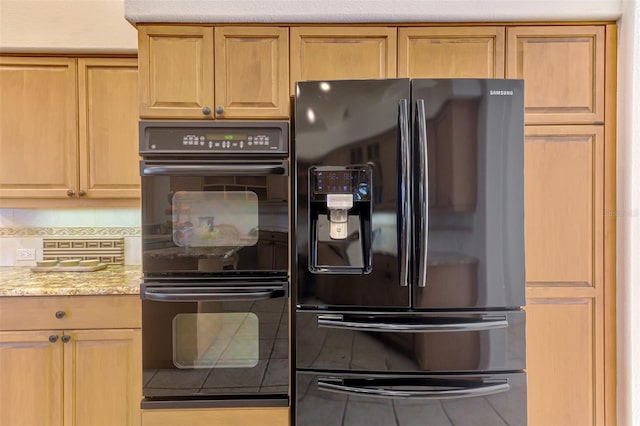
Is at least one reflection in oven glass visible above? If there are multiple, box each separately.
[173,312,259,369]
[143,298,288,397]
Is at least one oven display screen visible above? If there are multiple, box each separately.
[206,134,248,141]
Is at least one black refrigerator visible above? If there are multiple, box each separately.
[292,78,527,426]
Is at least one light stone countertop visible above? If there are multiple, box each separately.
[0,265,141,297]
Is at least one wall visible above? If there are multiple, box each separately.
[0,0,638,423]
[0,0,137,53]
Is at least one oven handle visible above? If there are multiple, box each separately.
[141,286,286,302]
[141,162,288,176]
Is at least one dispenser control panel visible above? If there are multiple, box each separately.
[310,166,371,201]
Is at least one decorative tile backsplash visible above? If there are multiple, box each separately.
[43,238,125,264]
[0,208,141,266]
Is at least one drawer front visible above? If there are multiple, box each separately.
[296,371,527,426]
[296,310,525,372]
[0,295,141,331]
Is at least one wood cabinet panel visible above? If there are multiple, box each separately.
[0,57,77,199]
[524,126,603,285]
[0,331,64,426]
[526,299,600,426]
[66,329,141,426]
[398,27,505,78]
[138,25,214,119]
[0,295,141,331]
[214,27,289,118]
[78,58,140,199]
[141,407,288,426]
[290,27,396,93]
[506,26,605,124]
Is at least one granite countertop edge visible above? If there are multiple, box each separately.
[0,266,142,297]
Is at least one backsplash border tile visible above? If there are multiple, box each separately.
[0,227,140,237]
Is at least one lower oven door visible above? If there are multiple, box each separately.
[141,282,289,408]
[296,371,527,426]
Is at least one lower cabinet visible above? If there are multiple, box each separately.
[141,407,289,426]
[0,295,142,426]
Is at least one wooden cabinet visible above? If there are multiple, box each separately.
[0,56,139,205]
[141,407,289,426]
[0,295,142,426]
[78,58,139,199]
[214,27,289,118]
[290,27,397,93]
[138,25,289,119]
[398,27,505,78]
[506,26,605,125]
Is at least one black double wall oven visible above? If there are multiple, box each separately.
[139,121,289,409]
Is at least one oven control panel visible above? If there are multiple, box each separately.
[139,121,288,155]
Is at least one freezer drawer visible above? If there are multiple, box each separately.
[296,310,525,372]
[296,371,526,426]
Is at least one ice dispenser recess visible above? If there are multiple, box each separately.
[308,166,373,274]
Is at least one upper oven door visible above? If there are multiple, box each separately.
[140,159,289,278]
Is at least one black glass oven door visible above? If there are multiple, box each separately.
[140,160,288,278]
[141,283,289,408]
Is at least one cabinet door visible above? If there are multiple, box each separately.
[0,57,77,199]
[524,125,605,426]
[65,329,142,426]
[138,25,214,119]
[398,27,505,78]
[141,407,289,426]
[78,58,140,199]
[290,27,396,93]
[0,331,64,426]
[506,26,605,125]
[214,27,289,119]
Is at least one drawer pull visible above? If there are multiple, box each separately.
[61,335,71,343]
[55,310,66,319]
[48,335,59,343]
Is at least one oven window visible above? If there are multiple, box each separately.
[173,311,259,369]
[172,191,259,248]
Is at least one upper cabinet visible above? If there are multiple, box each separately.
[0,56,139,205]
[138,25,214,119]
[398,27,505,78]
[506,26,605,125]
[215,27,289,119]
[138,25,289,119]
[290,27,397,93]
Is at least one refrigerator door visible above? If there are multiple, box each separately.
[296,371,527,426]
[296,310,526,372]
[411,79,525,309]
[294,79,412,309]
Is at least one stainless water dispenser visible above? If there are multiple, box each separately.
[308,165,372,273]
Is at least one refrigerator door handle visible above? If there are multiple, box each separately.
[416,98,429,288]
[398,99,411,287]
[317,378,510,400]
[317,314,508,332]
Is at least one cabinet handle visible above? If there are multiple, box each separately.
[215,106,224,115]
[48,335,59,343]
[78,190,86,197]
[66,189,75,197]
[61,335,71,343]
[202,106,212,115]
[55,310,66,319]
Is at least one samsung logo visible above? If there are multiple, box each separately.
[490,90,514,96]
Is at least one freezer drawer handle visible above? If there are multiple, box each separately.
[141,285,285,302]
[317,314,508,332]
[317,378,509,400]
[141,162,288,176]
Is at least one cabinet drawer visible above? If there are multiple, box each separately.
[141,407,289,426]
[0,295,141,331]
